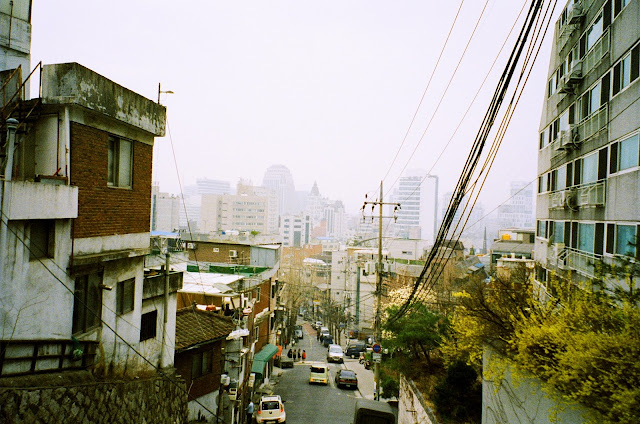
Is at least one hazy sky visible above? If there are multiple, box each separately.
[30,0,558,215]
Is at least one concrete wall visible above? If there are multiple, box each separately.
[482,349,599,424]
[398,374,438,424]
[0,375,188,423]
[0,219,75,341]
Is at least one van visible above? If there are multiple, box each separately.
[309,364,329,385]
[353,398,396,424]
[345,342,366,358]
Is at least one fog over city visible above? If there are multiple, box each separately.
[30,0,556,216]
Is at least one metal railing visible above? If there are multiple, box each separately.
[574,104,608,144]
[576,180,606,207]
[583,30,610,74]
[558,246,601,278]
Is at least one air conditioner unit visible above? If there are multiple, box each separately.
[564,189,578,210]
[565,61,583,84]
[567,5,584,24]
[186,242,196,249]
[229,250,238,258]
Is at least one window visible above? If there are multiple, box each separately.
[578,223,595,253]
[140,310,158,341]
[610,134,640,173]
[72,273,102,334]
[116,278,135,315]
[616,225,637,256]
[29,220,55,260]
[586,12,603,51]
[254,326,260,343]
[108,136,133,188]
[537,220,548,238]
[191,349,213,379]
[581,152,598,184]
[255,287,261,302]
[554,221,565,244]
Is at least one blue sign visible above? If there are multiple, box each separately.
[372,343,382,353]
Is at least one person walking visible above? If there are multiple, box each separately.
[287,349,293,359]
[245,399,254,424]
[297,349,301,361]
[302,350,306,362]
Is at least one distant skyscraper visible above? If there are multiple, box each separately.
[262,164,296,215]
[151,183,180,232]
[497,181,534,229]
[179,178,232,229]
[324,200,346,240]
[393,170,438,243]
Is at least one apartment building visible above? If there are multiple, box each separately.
[535,0,639,286]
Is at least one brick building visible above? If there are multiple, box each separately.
[0,61,179,377]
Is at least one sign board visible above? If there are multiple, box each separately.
[248,373,256,388]
[372,352,382,363]
[372,343,382,353]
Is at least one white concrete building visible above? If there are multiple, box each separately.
[151,183,181,232]
[280,214,311,247]
[393,170,439,244]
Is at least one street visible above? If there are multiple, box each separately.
[271,323,375,423]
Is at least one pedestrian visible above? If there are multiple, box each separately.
[284,340,287,349]
[302,350,306,362]
[287,349,293,359]
[297,349,301,361]
[245,399,254,424]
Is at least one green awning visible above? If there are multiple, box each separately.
[251,359,267,381]
[250,344,279,381]
[254,343,279,362]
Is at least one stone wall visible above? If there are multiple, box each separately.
[398,374,438,424]
[0,375,188,423]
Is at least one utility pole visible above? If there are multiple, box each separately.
[362,181,400,401]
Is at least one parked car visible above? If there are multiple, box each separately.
[327,344,344,363]
[322,335,334,347]
[309,364,329,385]
[313,321,323,330]
[294,329,303,339]
[319,327,330,341]
[256,395,286,424]
[345,342,366,359]
[335,369,358,389]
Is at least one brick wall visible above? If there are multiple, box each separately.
[174,341,223,400]
[189,242,251,263]
[70,122,153,239]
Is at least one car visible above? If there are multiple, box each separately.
[345,342,366,359]
[327,344,344,363]
[256,395,286,424]
[309,364,329,385]
[294,329,303,339]
[353,398,396,424]
[322,335,334,347]
[313,321,323,330]
[335,369,358,389]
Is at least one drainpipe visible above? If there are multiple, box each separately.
[161,252,170,368]
[0,118,19,281]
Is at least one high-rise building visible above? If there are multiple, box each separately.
[179,178,231,229]
[324,200,346,240]
[393,170,439,243]
[497,181,535,229]
[535,0,640,287]
[199,182,270,234]
[262,164,296,215]
[151,183,180,232]
[280,214,311,247]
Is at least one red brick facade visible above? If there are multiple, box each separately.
[188,242,251,264]
[70,122,153,239]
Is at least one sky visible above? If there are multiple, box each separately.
[30,0,560,215]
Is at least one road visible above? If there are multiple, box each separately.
[272,323,373,423]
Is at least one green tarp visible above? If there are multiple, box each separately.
[250,344,279,380]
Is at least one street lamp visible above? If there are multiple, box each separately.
[157,82,174,104]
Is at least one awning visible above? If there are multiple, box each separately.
[251,344,280,380]
[251,359,267,381]
[254,343,279,362]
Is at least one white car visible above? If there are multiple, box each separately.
[326,344,344,363]
[256,395,286,424]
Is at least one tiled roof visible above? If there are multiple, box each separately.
[175,308,235,351]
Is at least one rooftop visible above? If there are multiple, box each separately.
[175,308,235,351]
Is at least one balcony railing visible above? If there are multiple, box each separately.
[0,339,98,377]
[556,246,601,278]
[574,104,608,144]
[575,180,606,207]
[583,29,610,74]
